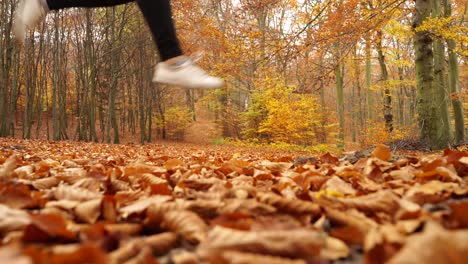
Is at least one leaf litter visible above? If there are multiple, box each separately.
[0,138,466,264]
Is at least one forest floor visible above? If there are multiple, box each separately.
[184,102,221,145]
[0,137,467,264]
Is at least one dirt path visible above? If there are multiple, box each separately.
[184,102,220,145]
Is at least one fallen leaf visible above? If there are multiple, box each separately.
[203,250,307,264]
[0,205,31,233]
[74,199,102,224]
[257,192,321,215]
[50,243,108,264]
[0,243,32,264]
[160,210,207,243]
[23,213,76,243]
[198,226,324,258]
[388,221,468,264]
[0,155,18,179]
[321,176,357,196]
[53,185,102,202]
[372,144,392,161]
[119,195,172,218]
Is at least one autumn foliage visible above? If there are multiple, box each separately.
[0,138,467,263]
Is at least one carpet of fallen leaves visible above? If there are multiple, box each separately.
[0,138,467,264]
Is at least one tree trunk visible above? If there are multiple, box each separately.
[444,0,464,144]
[414,0,448,149]
[431,0,452,143]
[334,44,345,147]
[365,33,373,121]
[376,31,393,133]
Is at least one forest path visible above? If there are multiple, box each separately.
[184,101,220,145]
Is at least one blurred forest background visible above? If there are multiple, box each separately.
[0,0,466,151]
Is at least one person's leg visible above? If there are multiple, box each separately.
[13,0,133,41]
[46,0,133,10]
[135,0,223,89]
[135,0,182,61]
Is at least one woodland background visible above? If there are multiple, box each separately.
[0,0,466,150]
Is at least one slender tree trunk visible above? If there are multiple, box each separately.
[106,7,119,144]
[376,31,393,133]
[365,33,373,121]
[432,0,452,143]
[334,44,345,147]
[444,0,464,144]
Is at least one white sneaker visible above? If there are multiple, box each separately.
[153,56,224,89]
[13,0,48,42]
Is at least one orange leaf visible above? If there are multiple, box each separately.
[319,153,340,165]
[23,214,76,243]
[150,183,173,196]
[372,144,392,161]
[164,159,185,171]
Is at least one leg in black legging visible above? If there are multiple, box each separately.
[135,0,182,61]
[46,0,183,61]
[46,0,134,10]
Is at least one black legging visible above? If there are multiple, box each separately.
[46,0,183,61]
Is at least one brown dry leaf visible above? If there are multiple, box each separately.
[256,192,320,215]
[71,178,102,192]
[395,198,421,220]
[256,160,292,175]
[320,236,350,260]
[45,200,80,211]
[0,204,31,233]
[124,162,163,177]
[319,153,340,165]
[0,243,32,264]
[102,195,118,222]
[198,225,325,258]
[404,181,458,204]
[445,199,468,228]
[122,246,158,264]
[186,199,224,217]
[179,174,220,191]
[32,177,61,190]
[364,225,406,264]
[14,165,34,179]
[170,250,199,264]
[325,207,378,245]
[53,185,102,202]
[0,183,40,209]
[210,213,254,231]
[203,250,307,264]
[50,243,108,264]
[371,144,392,161]
[330,190,401,214]
[145,201,189,227]
[23,213,76,243]
[321,176,357,196]
[55,168,88,184]
[160,210,207,243]
[395,219,424,234]
[144,232,178,255]
[388,221,468,264]
[74,198,102,224]
[119,195,172,218]
[0,155,18,179]
[389,166,418,181]
[109,239,145,264]
[165,159,185,171]
[218,198,276,215]
[108,232,175,263]
[217,160,250,175]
